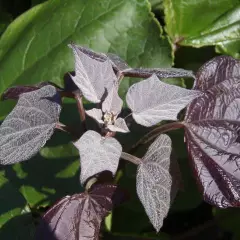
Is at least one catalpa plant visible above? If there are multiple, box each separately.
[0,43,239,239]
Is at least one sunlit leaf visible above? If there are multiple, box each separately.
[0,85,61,165]
[184,56,240,207]
[69,43,117,103]
[74,130,122,184]
[136,134,177,231]
[126,74,200,127]
[36,184,122,240]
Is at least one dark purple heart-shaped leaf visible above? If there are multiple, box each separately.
[36,184,125,240]
[194,55,240,91]
[184,57,240,207]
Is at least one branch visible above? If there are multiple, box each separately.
[130,121,184,153]
[55,122,80,140]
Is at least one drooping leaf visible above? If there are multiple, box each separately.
[69,43,118,103]
[126,74,200,127]
[102,86,123,115]
[164,0,240,57]
[184,57,240,207]
[74,130,122,184]
[136,134,178,231]
[36,184,122,240]
[0,85,61,165]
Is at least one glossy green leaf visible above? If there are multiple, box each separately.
[164,0,240,57]
[0,0,172,96]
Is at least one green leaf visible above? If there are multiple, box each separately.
[214,208,240,239]
[0,0,172,96]
[0,174,35,239]
[164,0,240,57]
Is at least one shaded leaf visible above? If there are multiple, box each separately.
[0,85,61,165]
[136,134,177,231]
[69,43,117,103]
[36,184,121,240]
[126,74,200,127]
[74,130,122,184]
[184,57,240,207]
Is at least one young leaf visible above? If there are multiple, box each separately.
[122,67,195,79]
[107,118,130,133]
[126,74,200,127]
[136,134,177,232]
[184,79,240,207]
[74,130,122,184]
[102,86,123,115]
[36,184,123,240]
[69,44,117,103]
[194,55,240,91]
[85,108,104,124]
[0,85,61,165]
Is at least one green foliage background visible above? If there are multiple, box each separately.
[0,0,239,239]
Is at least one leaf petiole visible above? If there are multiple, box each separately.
[130,121,184,152]
[121,152,141,165]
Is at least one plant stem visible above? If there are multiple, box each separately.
[121,152,141,165]
[130,121,184,153]
[74,92,87,131]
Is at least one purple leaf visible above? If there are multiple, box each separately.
[68,44,117,103]
[36,184,124,240]
[85,108,104,124]
[136,134,179,231]
[126,74,200,127]
[184,56,240,208]
[194,55,240,91]
[102,86,123,115]
[74,130,122,184]
[107,118,130,133]
[0,86,61,165]
[73,45,129,72]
